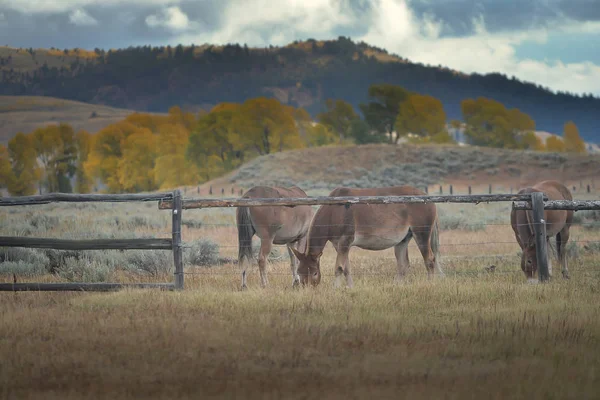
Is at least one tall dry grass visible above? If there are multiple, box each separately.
[1,195,600,398]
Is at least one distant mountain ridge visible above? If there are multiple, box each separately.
[1,37,599,142]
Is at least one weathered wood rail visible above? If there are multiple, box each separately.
[0,192,173,206]
[0,237,172,250]
[512,200,600,211]
[0,190,182,292]
[158,193,543,210]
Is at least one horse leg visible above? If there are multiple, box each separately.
[333,247,350,289]
[557,229,570,279]
[412,229,436,279]
[394,233,411,282]
[240,256,248,291]
[546,237,553,277]
[258,239,273,288]
[287,244,300,288]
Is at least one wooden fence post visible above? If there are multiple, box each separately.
[449,185,453,195]
[209,186,213,195]
[172,189,184,290]
[468,186,472,195]
[489,184,492,194]
[439,185,443,194]
[531,192,549,283]
[587,184,591,194]
[425,186,428,194]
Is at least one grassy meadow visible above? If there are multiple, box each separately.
[1,189,600,398]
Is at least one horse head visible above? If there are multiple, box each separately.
[291,248,322,286]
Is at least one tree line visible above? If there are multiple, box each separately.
[1,37,599,141]
[0,83,587,196]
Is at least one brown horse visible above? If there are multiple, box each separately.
[511,180,574,282]
[290,186,443,287]
[237,186,314,289]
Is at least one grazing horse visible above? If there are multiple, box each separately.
[510,180,574,282]
[237,186,313,289]
[290,186,443,287]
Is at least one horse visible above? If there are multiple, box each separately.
[236,186,314,289]
[510,180,574,282]
[290,186,443,287]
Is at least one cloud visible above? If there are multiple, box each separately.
[355,0,600,95]
[146,6,191,31]
[0,0,182,14]
[69,9,97,26]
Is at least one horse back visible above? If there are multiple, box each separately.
[241,185,313,241]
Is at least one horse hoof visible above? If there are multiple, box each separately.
[240,285,248,291]
[563,274,570,280]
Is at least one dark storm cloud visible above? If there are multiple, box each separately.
[0,0,599,50]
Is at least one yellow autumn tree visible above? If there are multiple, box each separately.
[154,124,197,189]
[84,121,138,193]
[520,131,545,151]
[545,136,566,152]
[117,127,157,192]
[563,121,586,153]
[6,133,41,195]
[306,123,338,147]
[396,94,447,139]
[187,104,241,181]
[232,97,303,155]
[0,144,13,192]
[75,130,93,193]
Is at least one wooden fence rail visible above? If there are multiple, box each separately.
[0,190,182,292]
[0,237,173,250]
[512,200,600,211]
[158,193,543,210]
[0,192,173,206]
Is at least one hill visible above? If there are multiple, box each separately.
[204,144,600,194]
[0,95,166,143]
[1,38,599,142]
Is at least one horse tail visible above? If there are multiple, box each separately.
[431,216,443,275]
[431,217,440,259]
[237,206,255,265]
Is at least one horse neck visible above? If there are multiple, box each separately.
[306,206,331,256]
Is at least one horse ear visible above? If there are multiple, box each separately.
[290,247,304,260]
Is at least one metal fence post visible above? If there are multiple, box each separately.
[172,189,184,290]
[531,192,549,282]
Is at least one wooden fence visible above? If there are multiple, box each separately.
[2,189,598,290]
[0,190,184,291]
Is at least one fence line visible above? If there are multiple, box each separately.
[0,190,182,292]
[2,190,600,290]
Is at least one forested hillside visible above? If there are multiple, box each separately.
[1,37,599,141]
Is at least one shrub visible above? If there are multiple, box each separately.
[184,239,220,266]
[56,258,113,282]
[0,261,47,277]
[122,250,173,276]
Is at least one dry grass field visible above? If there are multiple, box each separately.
[1,189,600,399]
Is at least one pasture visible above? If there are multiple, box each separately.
[1,190,600,398]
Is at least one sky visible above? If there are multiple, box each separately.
[1,0,599,96]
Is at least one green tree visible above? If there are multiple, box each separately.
[316,99,359,141]
[563,121,586,153]
[347,119,386,144]
[360,84,411,144]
